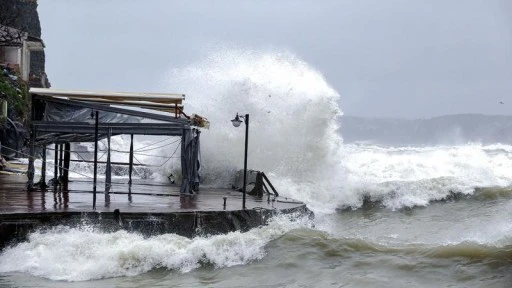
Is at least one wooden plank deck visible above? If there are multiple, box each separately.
[0,174,303,214]
[0,174,310,248]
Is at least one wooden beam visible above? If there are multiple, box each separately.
[68,97,184,113]
[29,88,184,104]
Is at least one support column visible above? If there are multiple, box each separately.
[192,130,201,191]
[63,143,70,184]
[39,145,47,188]
[58,144,64,180]
[180,129,190,194]
[53,143,58,186]
[93,111,98,210]
[26,126,35,190]
[128,134,134,186]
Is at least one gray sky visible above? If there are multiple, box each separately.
[38,0,512,118]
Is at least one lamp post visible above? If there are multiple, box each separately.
[231,113,249,209]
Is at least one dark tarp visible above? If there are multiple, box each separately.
[43,102,141,123]
[180,129,201,194]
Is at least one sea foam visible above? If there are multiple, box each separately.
[0,214,311,281]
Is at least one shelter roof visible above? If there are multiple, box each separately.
[29,88,208,145]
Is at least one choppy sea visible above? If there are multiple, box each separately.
[1,49,511,287]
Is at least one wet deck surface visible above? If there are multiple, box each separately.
[0,174,303,214]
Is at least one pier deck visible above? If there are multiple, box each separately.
[0,174,309,248]
[0,175,301,214]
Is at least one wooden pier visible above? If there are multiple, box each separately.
[0,88,311,249]
[0,174,309,249]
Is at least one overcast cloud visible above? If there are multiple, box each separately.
[38,0,512,118]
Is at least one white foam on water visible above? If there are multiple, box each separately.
[0,214,311,281]
[339,143,512,210]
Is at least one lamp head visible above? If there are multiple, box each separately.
[231,113,242,127]
[86,110,95,125]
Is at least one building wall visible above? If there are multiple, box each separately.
[2,47,20,64]
[0,0,46,81]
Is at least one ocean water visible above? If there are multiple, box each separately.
[1,50,511,287]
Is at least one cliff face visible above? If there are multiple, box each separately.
[0,0,41,37]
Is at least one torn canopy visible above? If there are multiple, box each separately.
[43,101,141,123]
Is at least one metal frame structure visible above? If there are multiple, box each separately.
[26,88,205,207]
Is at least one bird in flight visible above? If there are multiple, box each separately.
[499,101,504,104]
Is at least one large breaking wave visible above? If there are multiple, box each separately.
[162,48,512,212]
[339,143,512,210]
[48,49,512,212]
[0,215,312,281]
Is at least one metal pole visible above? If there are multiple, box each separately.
[105,128,111,194]
[63,143,70,184]
[40,145,46,187]
[242,114,249,209]
[128,134,134,185]
[53,144,58,186]
[27,126,36,189]
[58,144,64,179]
[93,111,98,210]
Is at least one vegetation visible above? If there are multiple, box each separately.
[0,73,29,123]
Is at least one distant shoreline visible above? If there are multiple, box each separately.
[340,114,512,146]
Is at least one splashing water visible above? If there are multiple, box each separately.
[0,214,312,281]
[33,49,512,212]
[164,49,344,212]
[338,143,512,210]
[163,49,512,212]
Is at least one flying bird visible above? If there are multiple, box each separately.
[499,101,504,104]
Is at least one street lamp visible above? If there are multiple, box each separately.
[231,114,243,127]
[231,113,249,209]
[86,110,96,125]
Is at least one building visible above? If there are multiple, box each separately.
[0,24,45,83]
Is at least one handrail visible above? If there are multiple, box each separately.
[261,172,279,197]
